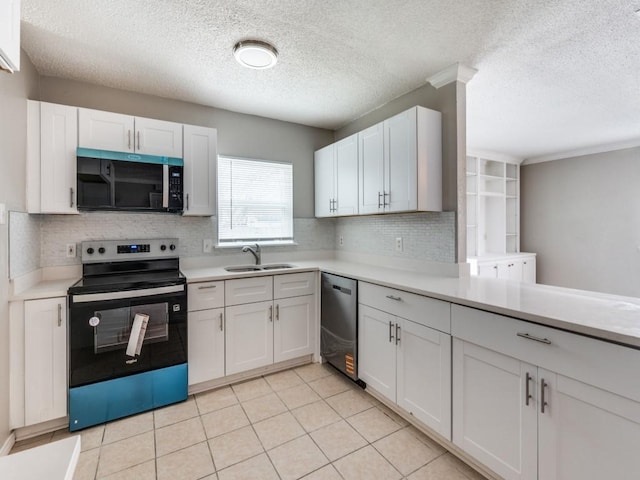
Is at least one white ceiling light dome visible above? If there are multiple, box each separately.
[233,40,278,69]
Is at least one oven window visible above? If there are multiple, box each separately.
[93,302,169,354]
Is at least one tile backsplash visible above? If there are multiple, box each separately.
[9,210,456,277]
[335,212,455,263]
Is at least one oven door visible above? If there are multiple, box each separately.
[68,284,187,388]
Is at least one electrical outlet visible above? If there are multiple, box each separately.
[66,243,76,258]
[395,237,403,252]
[339,236,344,246]
[203,239,213,253]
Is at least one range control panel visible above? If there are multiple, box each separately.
[81,238,179,263]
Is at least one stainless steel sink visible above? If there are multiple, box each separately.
[261,264,294,270]
[224,264,295,272]
[224,266,263,272]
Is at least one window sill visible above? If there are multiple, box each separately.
[215,241,298,249]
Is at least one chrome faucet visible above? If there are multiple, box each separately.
[242,243,261,265]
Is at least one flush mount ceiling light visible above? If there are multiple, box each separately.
[233,40,278,69]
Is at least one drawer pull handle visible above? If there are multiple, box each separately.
[517,332,551,345]
[525,372,532,406]
[541,378,548,413]
[386,295,402,302]
[388,321,394,343]
[57,304,62,327]
[219,312,224,331]
[276,304,279,321]
[197,285,217,290]
[395,323,401,345]
[269,305,273,322]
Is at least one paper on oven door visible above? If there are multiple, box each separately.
[126,313,149,357]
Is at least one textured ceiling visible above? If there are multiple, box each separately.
[20,0,640,161]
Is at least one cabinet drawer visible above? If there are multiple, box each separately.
[225,276,273,306]
[451,304,640,402]
[359,282,450,333]
[188,281,224,311]
[274,272,316,299]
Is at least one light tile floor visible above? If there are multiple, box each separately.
[10,363,487,480]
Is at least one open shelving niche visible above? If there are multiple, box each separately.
[466,155,521,258]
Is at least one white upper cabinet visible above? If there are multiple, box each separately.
[183,124,217,216]
[33,102,79,214]
[358,123,385,215]
[314,133,358,217]
[0,0,20,72]
[314,144,334,217]
[316,105,441,218]
[358,105,442,215]
[78,108,183,158]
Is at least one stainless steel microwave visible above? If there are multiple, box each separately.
[76,148,183,213]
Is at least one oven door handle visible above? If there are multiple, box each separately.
[71,284,185,303]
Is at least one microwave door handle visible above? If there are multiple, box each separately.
[162,164,169,208]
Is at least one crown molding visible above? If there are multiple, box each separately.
[466,148,524,165]
[522,138,640,165]
[427,63,478,89]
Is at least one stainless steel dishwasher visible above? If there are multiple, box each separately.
[320,273,364,386]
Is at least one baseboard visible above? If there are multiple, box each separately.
[0,432,16,456]
[188,355,313,396]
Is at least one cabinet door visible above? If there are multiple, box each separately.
[358,304,396,402]
[0,0,20,71]
[496,261,510,280]
[314,144,335,217]
[384,108,417,212]
[225,301,274,375]
[507,261,523,281]
[183,125,217,216]
[522,257,536,284]
[477,262,498,278]
[452,339,537,480]
[188,308,225,385]
[40,102,79,214]
[135,116,183,158]
[78,107,134,152]
[274,295,316,363]
[24,298,67,426]
[335,134,359,216]
[397,319,451,440]
[538,371,640,480]
[358,123,385,215]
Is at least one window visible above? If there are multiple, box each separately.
[217,156,293,245]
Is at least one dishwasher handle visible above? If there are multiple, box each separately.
[332,284,352,296]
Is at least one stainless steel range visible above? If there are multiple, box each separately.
[67,238,187,431]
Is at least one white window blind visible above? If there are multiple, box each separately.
[217,156,294,244]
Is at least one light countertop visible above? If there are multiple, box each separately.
[183,259,640,349]
[10,277,79,301]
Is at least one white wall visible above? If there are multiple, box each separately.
[521,147,640,297]
[0,51,40,450]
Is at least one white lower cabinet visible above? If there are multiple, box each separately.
[358,283,451,439]
[188,308,225,385]
[452,304,640,480]
[470,253,536,283]
[226,273,317,375]
[225,300,274,375]
[453,339,537,480]
[187,281,225,386]
[188,272,317,383]
[274,295,316,363]
[24,298,67,426]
